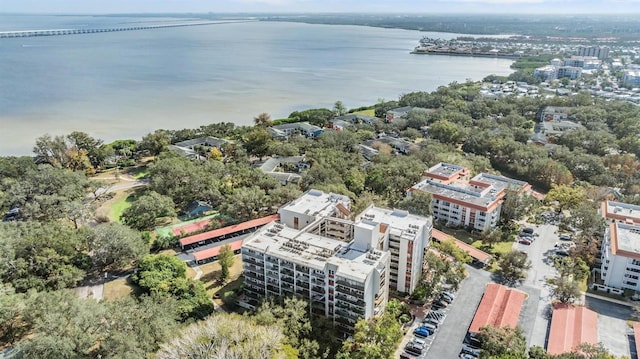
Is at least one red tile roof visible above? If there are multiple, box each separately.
[468,283,526,334]
[432,229,492,263]
[172,218,215,236]
[547,304,598,355]
[179,214,279,248]
[633,322,640,358]
[193,239,243,262]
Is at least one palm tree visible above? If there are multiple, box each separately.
[253,112,273,127]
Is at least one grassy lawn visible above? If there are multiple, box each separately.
[193,255,244,297]
[107,190,136,223]
[103,277,142,300]
[126,166,149,179]
[353,108,376,117]
[471,240,514,257]
[437,227,477,244]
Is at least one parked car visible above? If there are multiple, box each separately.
[413,327,431,338]
[431,302,446,311]
[412,337,427,347]
[461,344,481,357]
[441,292,455,301]
[519,238,532,245]
[400,353,417,359]
[405,343,423,356]
[421,322,437,332]
[559,234,572,241]
[522,227,534,234]
[433,299,449,307]
[422,318,440,328]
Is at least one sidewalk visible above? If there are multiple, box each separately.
[585,291,634,308]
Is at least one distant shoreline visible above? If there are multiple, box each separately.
[410,50,520,60]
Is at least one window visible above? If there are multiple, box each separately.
[294,217,299,229]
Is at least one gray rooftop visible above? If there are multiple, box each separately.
[613,222,640,255]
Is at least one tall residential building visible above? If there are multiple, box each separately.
[356,206,431,294]
[409,163,531,231]
[623,70,640,88]
[556,66,582,80]
[576,45,610,60]
[240,190,432,333]
[534,65,558,82]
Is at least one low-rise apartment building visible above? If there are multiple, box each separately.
[241,190,432,332]
[408,163,531,231]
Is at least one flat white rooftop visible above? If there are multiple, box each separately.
[360,206,431,233]
[244,222,386,282]
[613,223,640,256]
[280,189,350,218]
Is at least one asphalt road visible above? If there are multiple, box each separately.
[514,223,559,348]
[426,266,492,358]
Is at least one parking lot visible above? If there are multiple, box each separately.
[585,296,633,358]
[393,266,491,359]
[514,223,560,348]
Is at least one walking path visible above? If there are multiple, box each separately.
[192,266,203,280]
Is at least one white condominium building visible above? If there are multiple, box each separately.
[242,221,390,334]
[241,190,432,333]
[409,163,531,231]
[357,206,431,294]
[601,222,640,292]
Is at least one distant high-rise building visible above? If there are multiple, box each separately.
[576,45,610,60]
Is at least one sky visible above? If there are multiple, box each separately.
[2,0,640,14]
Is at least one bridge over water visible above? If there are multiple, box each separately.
[0,20,253,39]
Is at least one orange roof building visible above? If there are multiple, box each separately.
[546,304,598,355]
[193,239,243,263]
[432,229,492,264]
[409,162,531,231]
[179,214,279,249]
[633,322,640,358]
[468,283,526,334]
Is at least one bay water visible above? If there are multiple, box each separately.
[0,15,514,155]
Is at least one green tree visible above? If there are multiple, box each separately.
[477,325,527,359]
[334,101,347,116]
[157,313,288,359]
[337,312,402,359]
[139,130,171,156]
[243,127,274,159]
[0,221,88,292]
[122,191,176,231]
[545,185,587,212]
[133,254,213,320]
[496,250,531,287]
[254,112,274,127]
[397,191,433,217]
[88,222,149,270]
[221,186,270,221]
[429,119,468,144]
[218,243,235,283]
[480,228,504,249]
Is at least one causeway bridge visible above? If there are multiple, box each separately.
[0,20,251,39]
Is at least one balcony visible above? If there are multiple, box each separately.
[281,276,294,284]
[312,285,325,294]
[335,294,366,307]
[266,284,279,293]
[336,280,365,291]
[243,256,263,266]
[295,265,310,273]
[281,268,294,277]
[244,271,265,281]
